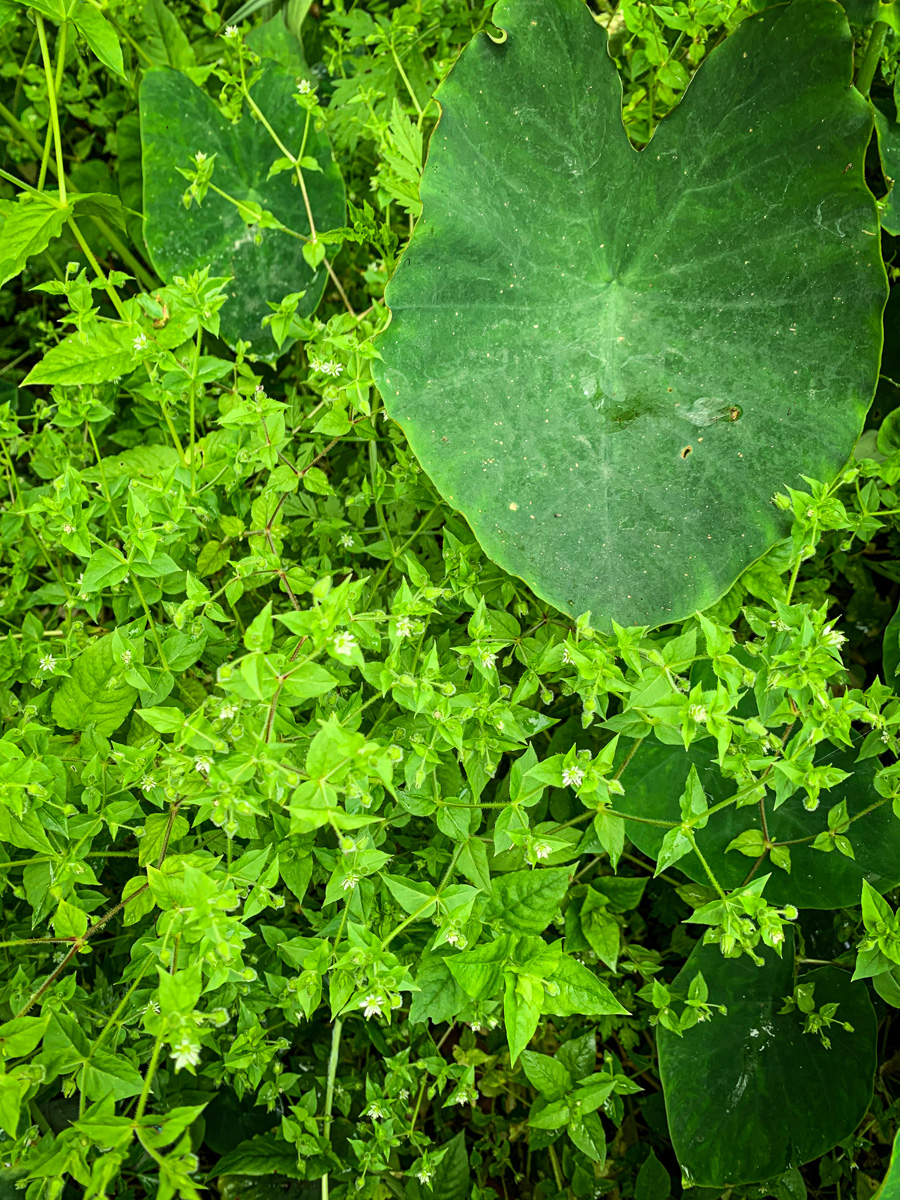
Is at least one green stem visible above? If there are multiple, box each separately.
[321,1017,343,1200]
[86,422,111,502]
[684,828,727,900]
[34,14,66,206]
[135,1026,165,1119]
[188,325,202,495]
[132,576,169,669]
[857,20,888,98]
[390,42,423,117]
[67,216,128,320]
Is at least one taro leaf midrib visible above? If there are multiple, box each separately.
[374,0,886,629]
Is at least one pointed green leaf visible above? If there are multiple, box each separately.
[73,6,125,78]
[23,322,138,387]
[483,866,570,934]
[0,194,68,289]
[374,0,884,628]
[52,636,138,736]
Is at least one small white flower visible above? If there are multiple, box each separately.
[562,765,585,789]
[395,616,413,638]
[39,654,56,673]
[360,994,383,1019]
[480,651,497,670]
[121,649,132,667]
[365,1101,389,1120]
[195,150,207,163]
[449,1086,475,1106]
[297,78,314,95]
[822,627,847,649]
[133,332,147,352]
[333,631,357,657]
[223,25,239,38]
[340,533,354,548]
[220,703,237,720]
[689,704,708,724]
[342,871,361,891]
[322,360,343,377]
[195,756,212,776]
[446,928,461,946]
[416,1165,435,1185]
[308,358,325,373]
[172,1037,201,1072]
[562,645,574,665]
[140,775,156,792]
[533,840,552,860]
[63,523,74,534]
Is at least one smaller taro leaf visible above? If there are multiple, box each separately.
[140,49,345,359]
[616,738,900,908]
[884,596,900,685]
[373,0,885,629]
[657,938,876,1187]
[51,636,138,736]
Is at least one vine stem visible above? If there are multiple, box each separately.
[321,1017,343,1200]
[67,215,129,321]
[238,79,355,316]
[684,828,727,900]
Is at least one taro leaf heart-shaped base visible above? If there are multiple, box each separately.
[140,51,345,360]
[374,0,886,629]
[658,939,876,1186]
[615,737,900,909]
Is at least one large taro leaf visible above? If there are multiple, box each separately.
[140,33,344,360]
[658,939,876,1187]
[374,0,886,629]
[616,738,900,908]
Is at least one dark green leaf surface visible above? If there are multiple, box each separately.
[884,597,900,683]
[375,0,885,628]
[140,42,344,358]
[616,738,900,907]
[658,940,876,1186]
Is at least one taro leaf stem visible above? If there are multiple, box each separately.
[321,1017,343,1200]
[857,20,888,98]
